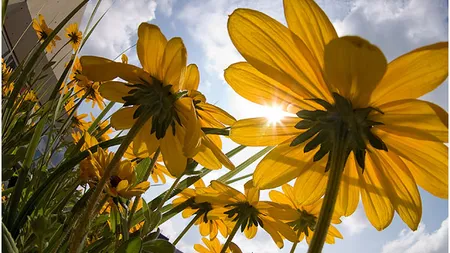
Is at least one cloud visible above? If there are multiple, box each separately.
[157,0,176,17]
[340,205,369,236]
[381,219,448,253]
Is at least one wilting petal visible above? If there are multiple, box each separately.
[137,23,167,79]
[225,62,316,113]
[180,64,200,90]
[370,42,448,106]
[335,152,360,216]
[228,9,331,101]
[284,0,338,69]
[230,117,300,146]
[99,81,133,103]
[161,37,187,89]
[160,126,187,177]
[110,106,138,130]
[293,159,328,206]
[324,36,387,108]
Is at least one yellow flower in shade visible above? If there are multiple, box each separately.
[70,57,86,88]
[89,113,114,142]
[194,237,242,253]
[2,83,13,96]
[80,147,150,198]
[269,184,343,244]
[224,0,448,230]
[180,64,236,170]
[79,23,203,177]
[65,23,82,51]
[196,180,298,249]
[72,131,98,152]
[172,179,230,239]
[65,97,89,131]
[2,58,12,84]
[74,80,105,110]
[32,14,61,53]
[121,54,128,64]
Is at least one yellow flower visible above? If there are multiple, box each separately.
[2,58,12,84]
[194,237,242,253]
[65,23,82,51]
[89,113,114,141]
[197,180,298,249]
[80,23,203,177]
[180,64,236,170]
[225,0,448,230]
[74,81,105,110]
[172,179,230,239]
[72,131,98,152]
[80,147,150,198]
[65,97,89,131]
[269,184,343,244]
[32,14,61,53]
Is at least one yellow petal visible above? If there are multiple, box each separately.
[230,117,300,146]
[269,190,294,208]
[99,81,133,103]
[228,9,331,101]
[210,180,246,203]
[197,109,225,128]
[358,154,394,230]
[244,224,258,239]
[202,135,235,170]
[369,149,422,230]
[324,36,387,108]
[224,62,316,113]
[370,42,448,106]
[194,144,223,170]
[244,180,259,205]
[206,207,229,220]
[116,180,129,192]
[181,208,197,219]
[176,98,202,157]
[180,64,200,90]
[133,120,159,157]
[110,106,138,130]
[117,160,133,180]
[137,23,167,79]
[284,0,338,69]
[160,126,187,177]
[199,221,209,236]
[293,159,328,206]
[253,138,316,189]
[372,99,448,142]
[375,129,448,199]
[161,37,187,89]
[335,152,360,216]
[200,103,236,126]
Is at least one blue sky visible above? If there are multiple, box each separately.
[78,0,449,252]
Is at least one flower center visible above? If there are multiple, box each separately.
[109,175,122,188]
[291,92,387,172]
[288,210,317,236]
[224,202,264,231]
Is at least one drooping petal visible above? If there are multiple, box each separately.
[253,138,316,189]
[110,106,138,130]
[202,135,235,170]
[293,158,328,206]
[283,0,338,69]
[137,23,167,79]
[372,99,448,142]
[200,103,236,126]
[335,152,360,216]
[99,81,133,103]
[370,42,448,106]
[228,9,331,101]
[161,37,187,89]
[224,62,316,113]
[180,64,200,90]
[160,126,187,177]
[375,129,448,199]
[324,36,387,108]
[230,117,300,146]
[369,149,422,230]
[244,225,258,239]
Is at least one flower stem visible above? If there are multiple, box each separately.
[220,217,244,253]
[173,212,201,245]
[156,175,182,211]
[290,229,302,253]
[69,109,153,253]
[307,127,349,253]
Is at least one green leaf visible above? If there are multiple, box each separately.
[110,206,118,234]
[116,236,142,253]
[135,158,151,185]
[2,222,18,253]
[142,239,174,253]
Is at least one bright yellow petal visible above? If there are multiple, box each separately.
[244,224,258,239]
[210,180,246,203]
[202,135,235,170]
[116,180,129,193]
[133,120,159,157]
[176,97,202,157]
[244,180,259,205]
[372,99,448,142]
[117,161,133,180]
[335,152,359,216]
[181,64,200,90]
[293,159,328,206]
[228,9,331,101]
[284,0,338,69]
[375,129,448,199]
[110,106,138,130]
[369,149,422,230]
[269,190,294,208]
[199,221,210,237]
[324,36,387,108]
[370,42,448,106]
[253,138,316,189]
[99,81,133,103]
[160,126,187,177]
[161,37,187,89]
[230,117,300,146]
[200,103,236,126]
[137,23,167,79]
[194,144,223,170]
[224,62,316,113]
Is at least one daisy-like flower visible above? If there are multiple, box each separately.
[32,14,61,53]
[194,237,242,253]
[70,57,87,88]
[196,180,298,249]
[65,23,82,51]
[180,64,236,170]
[172,179,230,239]
[79,23,203,177]
[89,113,114,141]
[269,184,343,244]
[79,147,150,198]
[65,97,89,131]
[74,80,105,110]
[225,0,448,231]
[72,131,98,152]
[2,58,12,84]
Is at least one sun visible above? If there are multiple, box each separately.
[261,104,291,124]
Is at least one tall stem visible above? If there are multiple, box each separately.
[220,217,243,253]
[173,212,201,245]
[307,128,349,253]
[69,110,153,253]
[289,229,302,253]
[156,175,182,211]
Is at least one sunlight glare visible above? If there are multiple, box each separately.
[261,105,290,124]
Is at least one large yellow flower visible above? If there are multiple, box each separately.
[80,23,203,177]
[194,237,241,253]
[89,113,114,142]
[269,184,343,244]
[32,14,61,53]
[224,0,448,231]
[196,180,298,249]
[65,23,82,51]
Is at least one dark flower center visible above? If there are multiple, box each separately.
[110,175,122,188]
[224,202,264,232]
[288,210,317,236]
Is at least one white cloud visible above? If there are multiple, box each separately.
[381,219,448,253]
[157,0,176,17]
[340,204,369,236]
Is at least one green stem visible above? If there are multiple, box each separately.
[69,110,153,253]
[87,101,115,134]
[220,217,243,253]
[225,173,253,184]
[307,128,349,253]
[156,175,182,211]
[173,212,201,245]
[290,229,302,253]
